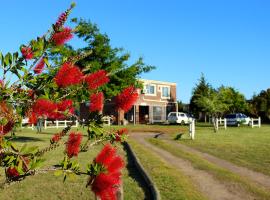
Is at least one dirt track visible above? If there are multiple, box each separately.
[130,132,269,200]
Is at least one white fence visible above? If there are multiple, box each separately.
[189,119,196,140]
[216,118,227,130]
[102,116,112,126]
[251,117,261,128]
[44,120,79,129]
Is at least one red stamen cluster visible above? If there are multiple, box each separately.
[51,133,61,144]
[115,128,128,142]
[6,167,20,179]
[32,99,57,118]
[51,27,73,46]
[55,62,83,88]
[28,112,37,124]
[21,47,33,60]
[91,144,124,200]
[0,121,14,135]
[33,58,45,74]
[89,92,104,112]
[85,70,109,90]
[56,99,74,119]
[66,132,82,158]
[32,99,74,119]
[55,12,68,30]
[115,86,138,112]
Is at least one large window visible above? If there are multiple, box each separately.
[161,86,170,98]
[145,84,156,95]
[153,106,162,121]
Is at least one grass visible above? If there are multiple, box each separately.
[148,138,270,200]
[128,139,208,200]
[177,124,270,176]
[116,123,270,176]
[0,128,145,200]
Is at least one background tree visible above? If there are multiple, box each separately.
[50,19,155,100]
[249,89,270,122]
[195,88,228,132]
[190,73,212,121]
[218,86,247,114]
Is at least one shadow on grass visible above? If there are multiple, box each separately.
[5,136,44,143]
[123,143,152,200]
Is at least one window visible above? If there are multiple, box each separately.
[145,84,156,95]
[153,106,162,121]
[161,86,170,98]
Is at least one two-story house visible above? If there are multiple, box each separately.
[124,79,177,124]
[80,79,177,125]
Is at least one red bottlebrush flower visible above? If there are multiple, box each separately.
[115,128,128,142]
[32,99,57,118]
[115,86,138,112]
[28,89,35,100]
[51,133,61,143]
[56,99,74,119]
[33,58,45,74]
[0,79,4,87]
[84,70,109,90]
[0,121,14,135]
[51,27,73,46]
[6,167,20,179]
[55,12,68,30]
[91,173,121,200]
[28,112,37,124]
[89,92,104,112]
[66,132,83,158]
[21,47,33,60]
[91,144,124,200]
[55,62,83,88]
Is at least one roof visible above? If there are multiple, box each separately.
[139,78,177,86]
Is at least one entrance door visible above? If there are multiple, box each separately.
[139,106,149,124]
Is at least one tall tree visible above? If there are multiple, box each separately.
[249,89,270,122]
[50,19,155,100]
[195,88,228,132]
[218,86,247,114]
[190,73,212,121]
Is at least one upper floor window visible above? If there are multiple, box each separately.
[145,84,156,95]
[161,86,170,98]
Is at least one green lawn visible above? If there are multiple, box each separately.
[0,128,145,200]
[128,139,207,200]
[119,123,270,176]
[148,138,270,200]
[178,124,270,176]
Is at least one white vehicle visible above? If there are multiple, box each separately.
[225,113,251,126]
[167,112,193,125]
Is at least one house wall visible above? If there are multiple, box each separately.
[79,79,177,125]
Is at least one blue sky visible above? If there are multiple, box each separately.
[1,0,270,103]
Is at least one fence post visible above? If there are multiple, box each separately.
[216,118,219,131]
[224,118,227,130]
[258,117,261,128]
[56,120,59,129]
[32,124,34,130]
[192,119,195,140]
[44,120,47,129]
[75,120,78,127]
[64,120,67,127]
[251,118,254,128]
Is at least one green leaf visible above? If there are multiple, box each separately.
[54,170,63,176]
[20,144,27,153]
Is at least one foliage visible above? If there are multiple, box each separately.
[248,89,270,121]
[189,73,212,119]
[0,3,140,199]
[49,18,155,99]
